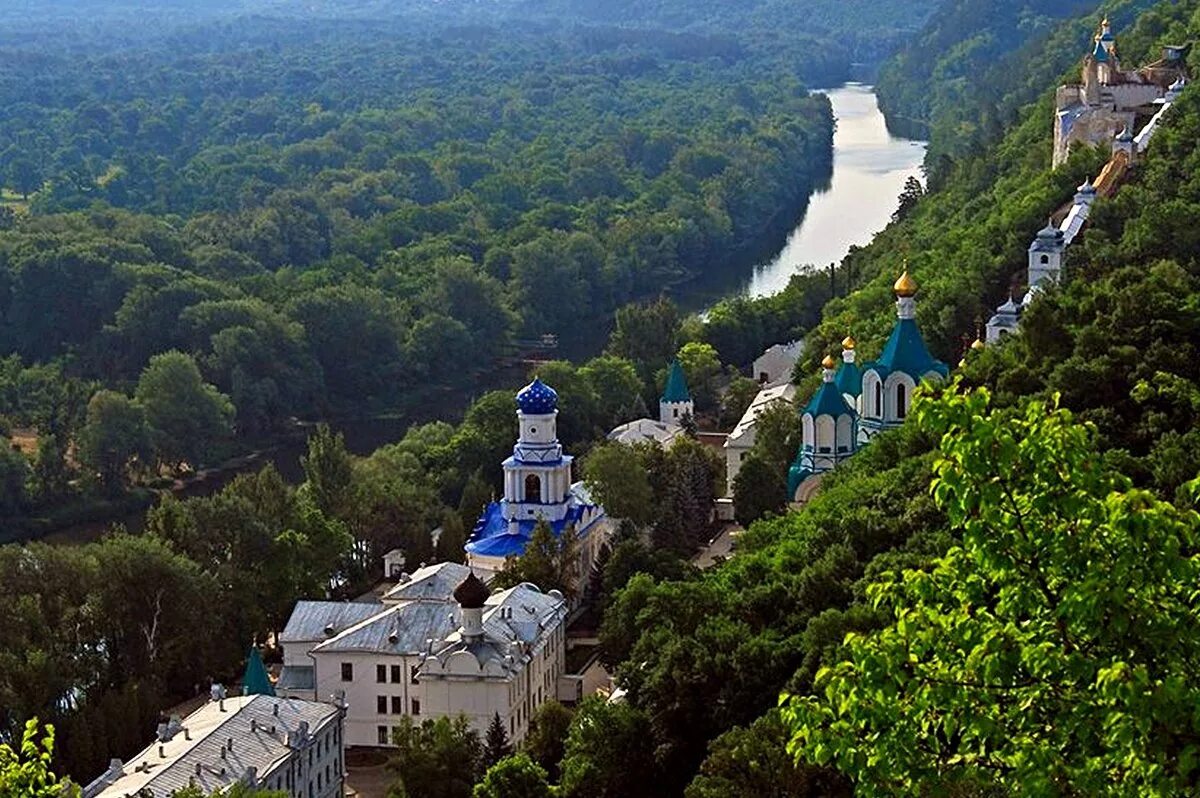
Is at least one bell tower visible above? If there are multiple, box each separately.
[502,378,573,525]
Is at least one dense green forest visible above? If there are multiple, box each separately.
[10,0,1200,794]
[0,1,853,534]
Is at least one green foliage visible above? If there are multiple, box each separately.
[783,386,1200,795]
[0,442,30,514]
[732,453,786,527]
[559,697,660,798]
[134,351,233,469]
[493,520,580,600]
[523,701,574,780]
[483,713,512,769]
[299,423,354,519]
[0,719,76,798]
[672,342,720,412]
[388,716,483,798]
[582,443,655,527]
[685,711,849,798]
[474,754,554,798]
[75,391,151,493]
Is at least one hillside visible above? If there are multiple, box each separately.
[604,0,1200,792]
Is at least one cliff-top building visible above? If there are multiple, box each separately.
[1053,18,1187,166]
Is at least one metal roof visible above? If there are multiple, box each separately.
[86,695,338,798]
[278,601,381,644]
[382,562,471,603]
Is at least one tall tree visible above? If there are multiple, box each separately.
[582,443,654,528]
[483,713,511,768]
[560,697,660,798]
[76,390,151,493]
[784,387,1200,796]
[732,452,786,527]
[134,351,234,470]
[388,717,483,798]
[300,423,354,519]
[523,700,573,780]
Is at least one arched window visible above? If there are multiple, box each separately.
[874,382,882,417]
[524,474,542,503]
[1040,254,1050,265]
[896,383,907,419]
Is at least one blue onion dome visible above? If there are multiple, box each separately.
[516,377,558,414]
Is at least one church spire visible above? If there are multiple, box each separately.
[660,359,694,424]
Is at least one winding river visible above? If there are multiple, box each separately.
[735,82,926,298]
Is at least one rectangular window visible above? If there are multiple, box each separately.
[377,696,387,714]
[377,726,389,745]
[390,665,402,683]
[392,696,403,714]
[411,698,421,716]
[376,664,387,683]
[340,662,353,682]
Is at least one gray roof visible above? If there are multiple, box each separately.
[382,561,471,603]
[277,665,315,692]
[87,695,338,798]
[279,601,380,644]
[423,585,567,674]
[312,601,459,655]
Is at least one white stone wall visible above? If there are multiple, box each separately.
[259,714,344,798]
[312,651,427,748]
[419,622,565,744]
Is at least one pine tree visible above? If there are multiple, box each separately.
[484,712,511,768]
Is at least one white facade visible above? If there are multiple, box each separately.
[278,563,568,749]
[84,695,343,798]
[723,383,796,495]
[753,341,803,386]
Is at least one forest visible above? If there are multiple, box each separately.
[8,0,1200,794]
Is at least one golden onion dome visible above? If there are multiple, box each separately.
[821,354,837,370]
[971,338,986,351]
[842,335,856,350]
[894,270,918,298]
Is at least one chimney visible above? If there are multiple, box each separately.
[158,744,165,759]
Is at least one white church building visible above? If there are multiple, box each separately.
[465,378,613,587]
[277,562,568,748]
[788,271,948,500]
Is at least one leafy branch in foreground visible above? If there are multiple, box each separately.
[782,383,1200,796]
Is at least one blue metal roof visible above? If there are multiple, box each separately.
[1093,39,1109,62]
[517,378,558,414]
[803,379,857,419]
[865,318,949,382]
[835,361,863,398]
[466,496,602,558]
[787,456,811,497]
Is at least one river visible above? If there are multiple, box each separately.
[736,83,926,298]
[38,83,924,546]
